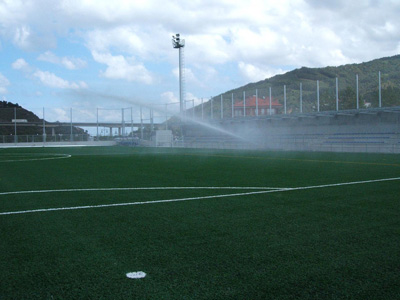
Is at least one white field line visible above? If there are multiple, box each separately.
[0,189,286,216]
[0,153,71,162]
[1,177,400,216]
[0,186,282,196]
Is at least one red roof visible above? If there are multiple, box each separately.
[234,96,282,108]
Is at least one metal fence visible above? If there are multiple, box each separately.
[1,69,399,149]
[188,70,400,120]
[0,106,163,143]
[0,134,91,144]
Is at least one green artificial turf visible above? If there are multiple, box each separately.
[0,146,399,299]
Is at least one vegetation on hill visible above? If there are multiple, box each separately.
[198,55,400,117]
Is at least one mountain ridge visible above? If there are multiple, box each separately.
[205,54,400,115]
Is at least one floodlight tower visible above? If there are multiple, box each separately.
[172,33,185,115]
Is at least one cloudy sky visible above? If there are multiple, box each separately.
[0,0,399,122]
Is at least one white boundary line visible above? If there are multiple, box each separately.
[0,186,281,196]
[0,153,71,162]
[1,177,399,216]
[0,189,283,216]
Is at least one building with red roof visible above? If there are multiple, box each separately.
[234,96,282,117]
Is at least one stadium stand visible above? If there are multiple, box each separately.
[181,106,400,153]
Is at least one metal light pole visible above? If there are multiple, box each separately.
[150,108,154,133]
[231,93,234,118]
[172,33,185,115]
[140,106,143,139]
[269,87,272,115]
[192,99,195,119]
[336,77,339,111]
[220,95,223,119]
[284,85,287,115]
[211,97,213,119]
[201,98,204,120]
[130,107,133,142]
[378,71,382,108]
[70,108,73,142]
[96,108,99,140]
[256,89,258,117]
[14,107,17,143]
[121,108,125,137]
[165,103,168,129]
[243,91,246,117]
[317,80,320,112]
[43,107,46,144]
[299,83,303,113]
[356,74,359,110]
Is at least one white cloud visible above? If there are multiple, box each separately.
[2,0,400,102]
[33,70,88,89]
[50,108,69,122]
[37,51,87,70]
[186,34,231,66]
[161,91,178,104]
[42,107,92,123]
[0,1,57,50]
[238,62,285,82]
[12,25,31,49]
[97,108,125,123]
[86,27,149,57]
[92,51,153,84]
[11,58,30,71]
[61,57,87,70]
[160,91,201,114]
[12,57,88,90]
[3,1,400,69]
[172,67,201,86]
[185,92,202,106]
[0,73,10,94]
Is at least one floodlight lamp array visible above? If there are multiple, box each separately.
[172,33,185,48]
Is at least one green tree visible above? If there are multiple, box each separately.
[339,87,359,110]
[319,89,336,111]
[370,86,400,107]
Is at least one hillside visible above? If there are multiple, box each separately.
[0,101,87,136]
[201,54,400,116]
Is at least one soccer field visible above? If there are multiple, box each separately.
[1,146,400,299]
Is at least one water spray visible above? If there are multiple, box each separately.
[69,88,260,147]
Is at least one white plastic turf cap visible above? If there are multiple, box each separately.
[126,271,146,279]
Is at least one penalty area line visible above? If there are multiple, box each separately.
[0,189,288,216]
[1,176,400,216]
[0,186,282,196]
